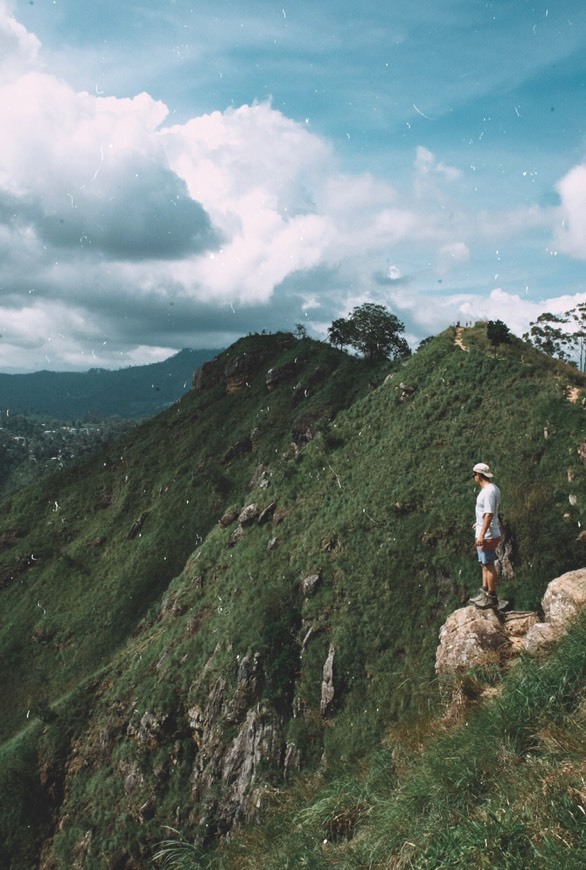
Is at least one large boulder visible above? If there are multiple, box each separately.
[435,606,511,676]
[524,567,586,654]
[542,568,586,624]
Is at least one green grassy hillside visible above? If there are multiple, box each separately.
[0,325,584,868]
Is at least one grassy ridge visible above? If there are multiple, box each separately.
[0,325,584,867]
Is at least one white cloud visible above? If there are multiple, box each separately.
[159,103,340,303]
[0,3,40,81]
[436,242,470,275]
[0,5,584,371]
[459,288,586,336]
[0,299,87,370]
[414,145,462,197]
[555,164,586,259]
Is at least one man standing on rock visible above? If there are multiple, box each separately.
[469,462,501,610]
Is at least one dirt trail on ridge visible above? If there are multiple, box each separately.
[454,326,469,351]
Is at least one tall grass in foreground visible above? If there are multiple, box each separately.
[155,613,586,869]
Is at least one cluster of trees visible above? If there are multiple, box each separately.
[523,303,586,371]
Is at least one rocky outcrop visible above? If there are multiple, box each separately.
[194,340,304,395]
[435,606,513,675]
[523,568,586,654]
[225,352,270,393]
[195,338,315,400]
[223,499,280,546]
[301,572,321,598]
[399,382,417,399]
[436,568,586,694]
[127,511,148,540]
[193,359,222,392]
[292,405,331,445]
[186,653,285,836]
[320,643,336,716]
[238,503,260,527]
[265,361,300,391]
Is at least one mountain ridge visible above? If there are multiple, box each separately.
[0,348,222,420]
[0,324,584,868]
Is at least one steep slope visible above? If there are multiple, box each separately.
[0,325,584,868]
[0,332,387,867]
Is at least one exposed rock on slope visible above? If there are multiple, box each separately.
[436,568,586,682]
[524,568,586,654]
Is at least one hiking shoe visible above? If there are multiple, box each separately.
[476,592,499,610]
[469,589,488,606]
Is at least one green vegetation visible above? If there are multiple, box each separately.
[328,302,411,361]
[0,412,135,495]
[213,612,586,869]
[0,325,584,868]
[523,303,586,371]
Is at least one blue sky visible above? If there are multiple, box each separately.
[1,0,585,370]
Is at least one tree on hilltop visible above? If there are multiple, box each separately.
[487,319,511,347]
[523,303,586,371]
[328,302,411,362]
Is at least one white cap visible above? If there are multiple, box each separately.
[473,462,494,478]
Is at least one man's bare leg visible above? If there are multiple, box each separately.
[482,563,498,594]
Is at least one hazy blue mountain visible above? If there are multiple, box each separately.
[0,348,222,419]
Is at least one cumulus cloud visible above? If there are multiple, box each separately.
[0,5,584,372]
[160,104,342,304]
[0,3,40,81]
[0,71,218,261]
[555,163,586,259]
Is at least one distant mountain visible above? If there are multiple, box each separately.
[0,348,222,419]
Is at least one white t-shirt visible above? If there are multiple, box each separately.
[475,483,501,539]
